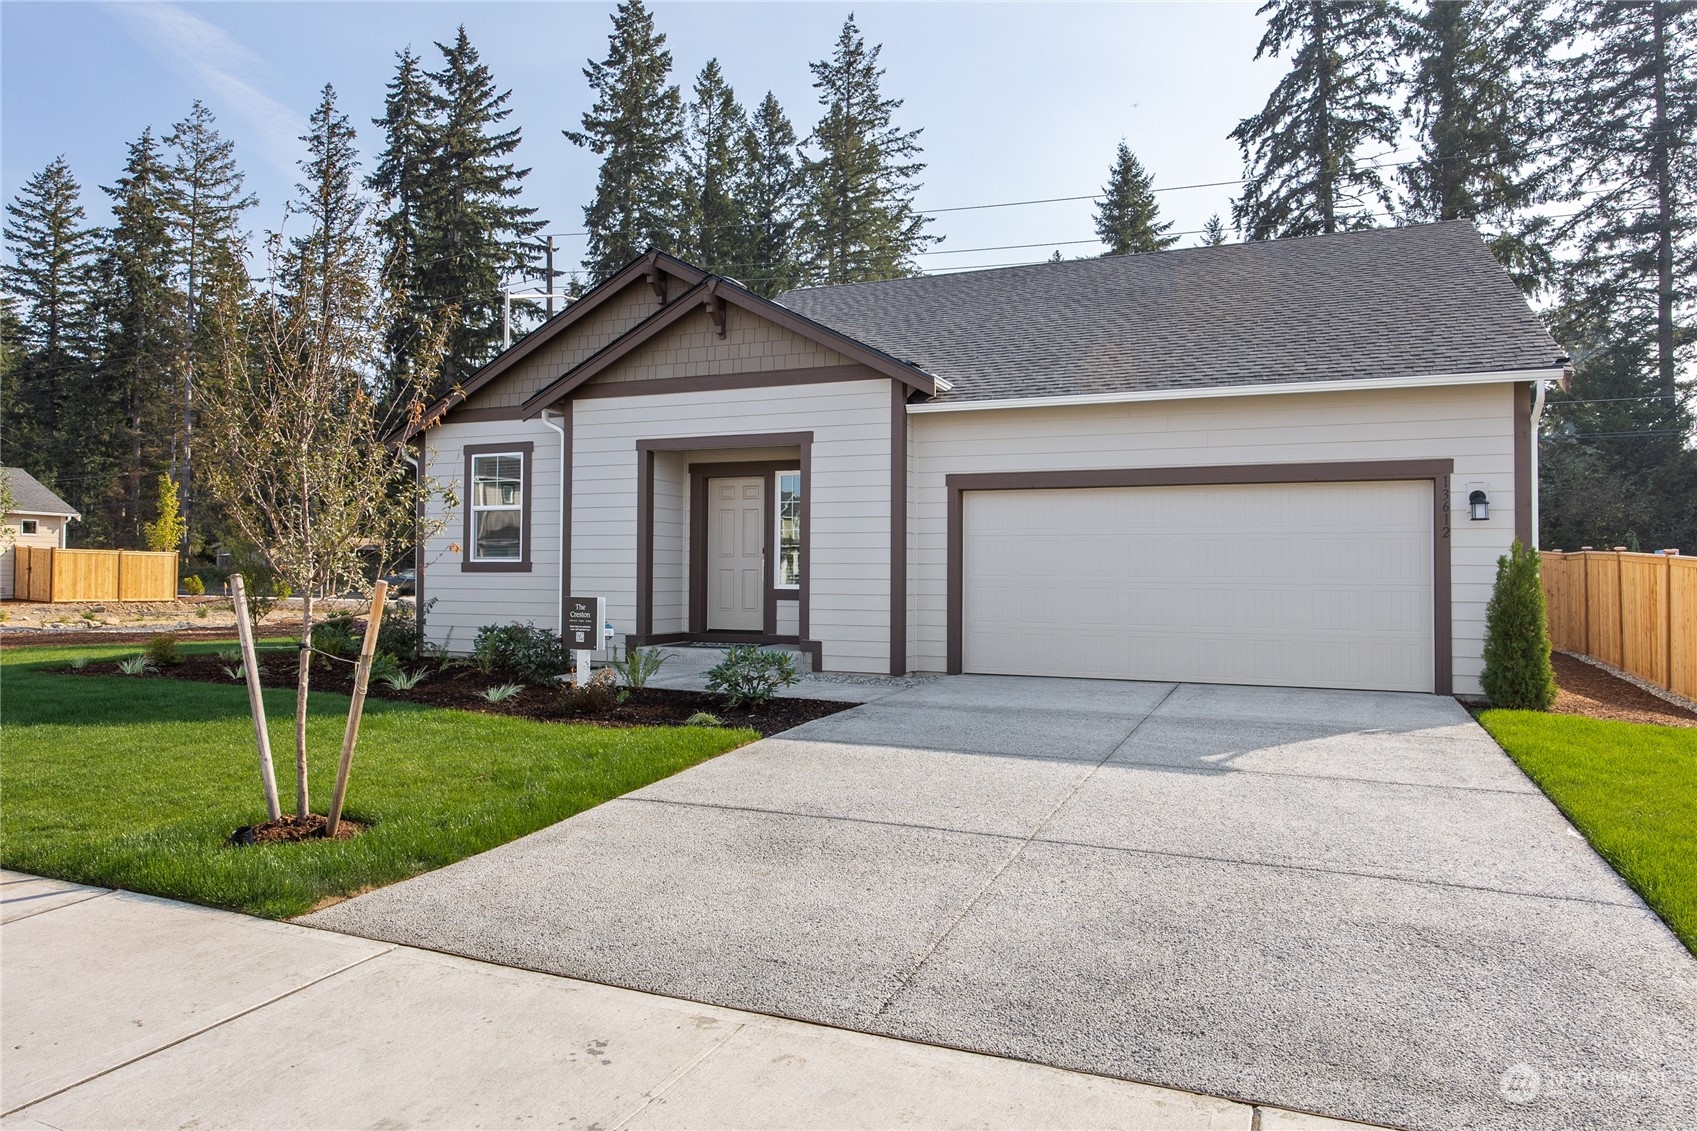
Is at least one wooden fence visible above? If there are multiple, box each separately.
[13,546,179,602]
[1541,549,1696,701]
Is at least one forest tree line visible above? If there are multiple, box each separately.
[2,0,1692,563]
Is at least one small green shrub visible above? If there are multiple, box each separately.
[221,663,247,682]
[144,633,185,667]
[612,645,668,689]
[67,655,89,671]
[117,655,152,676]
[683,711,723,728]
[705,645,798,709]
[479,682,526,704]
[216,646,242,663]
[312,616,359,661]
[376,598,430,663]
[195,607,208,619]
[470,622,571,684]
[180,574,206,596]
[368,652,402,683]
[561,667,621,714]
[380,667,428,691]
[1481,539,1557,710]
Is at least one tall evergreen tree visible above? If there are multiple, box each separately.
[567,0,684,281]
[1230,0,1403,239]
[369,47,439,390]
[420,28,544,391]
[1,157,101,489]
[736,92,806,295]
[291,87,367,337]
[1200,214,1231,246]
[1094,142,1177,255]
[799,14,937,284]
[679,59,749,273]
[163,100,254,548]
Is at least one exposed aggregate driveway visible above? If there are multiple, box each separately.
[303,677,1697,1131]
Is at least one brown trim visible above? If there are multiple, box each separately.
[799,439,813,663]
[638,432,812,453]
[559,401,572,629]
[1512,381,1533,546]
[461,442,534,573]
[686,460,797,635]
[444,406,528,423]
[573,363,881,400]
[636,447,654,636]
[890,381,908,676]
[412,444,426,654]
[944,459,1455,694]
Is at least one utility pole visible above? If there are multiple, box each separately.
[543,236,558,318]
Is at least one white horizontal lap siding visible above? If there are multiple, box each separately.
[419,419,563,652]
[910,383,1519,694]
[574,379,893,673]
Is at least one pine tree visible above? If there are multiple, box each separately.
[679,60,749,274]
[1401,0,1551,290]
[1094,142,1177,255]
[1230,0,1403,239]
[1,157,101,491]
[736,92,806,295]
[1200,214,1230,246]
[567,0,684,281]
[291,87,367,336]
[418,28,543,391]
[163,101,254,548]
[1479,540,1557,709]
[799,14,938,284]
[369,47,439,391]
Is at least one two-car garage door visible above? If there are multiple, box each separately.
[962,481,1434,693]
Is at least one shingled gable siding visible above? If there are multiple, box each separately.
[907,381,1521,695]
[465,281,663,411]
[591,302,854,385]
[420,416,563,651]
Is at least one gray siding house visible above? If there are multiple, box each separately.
[407,221,1566,696]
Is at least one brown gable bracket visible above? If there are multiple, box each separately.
[644,250,668,304]
[703,281,727,338]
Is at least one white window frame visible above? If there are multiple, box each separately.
[774,469,802,590]
[470,451,525,563]
[19,519,38,536]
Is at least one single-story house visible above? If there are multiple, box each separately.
[1,468,80,599]
[407,220,1566,696]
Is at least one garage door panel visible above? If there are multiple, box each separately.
[963,482,1433,693]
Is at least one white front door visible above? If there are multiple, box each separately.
[707,476,765,632]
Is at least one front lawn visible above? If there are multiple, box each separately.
[0,642,755,918]
[1481,709,1697,953]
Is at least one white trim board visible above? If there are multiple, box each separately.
[906,368,1566,414]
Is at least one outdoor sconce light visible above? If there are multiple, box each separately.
[1469,490,1490,521]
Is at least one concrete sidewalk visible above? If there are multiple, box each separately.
[0,872,1367,1130]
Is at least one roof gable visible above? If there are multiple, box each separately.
[3,468,80,518]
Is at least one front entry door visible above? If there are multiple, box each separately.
[706,476,765,632]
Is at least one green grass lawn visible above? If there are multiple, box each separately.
[1,641,755,918]
[1481,710,1697,953]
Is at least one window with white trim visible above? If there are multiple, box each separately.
[20,519,38,536]
[470,453,524,561]
[775,470,801,588]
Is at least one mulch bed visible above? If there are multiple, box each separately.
[1550,651,1697,728]
[229,813,365,846]
[2,622,309,649]
[56,652,853,738]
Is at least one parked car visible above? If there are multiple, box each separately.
[381,568,416,596]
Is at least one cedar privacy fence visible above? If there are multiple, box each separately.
[1540,548,1696,702]
[12,546,179,603]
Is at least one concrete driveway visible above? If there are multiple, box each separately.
[304,677,1697,1131]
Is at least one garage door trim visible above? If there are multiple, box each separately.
[945,459,1455,692]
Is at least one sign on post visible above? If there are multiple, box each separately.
[565,595,606,687]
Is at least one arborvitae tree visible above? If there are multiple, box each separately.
[1,157,101,490]
[1199,214,1230,246]
[163,100,254,549]
[369,47,439,391]
[1094,142,1177,255]
[421,28,544,391]
[1401,0,1551,290]
[1479,540,1557,709]
[679,60,749,273]
[1230,0,1403,239]
[567,0,684,281]
[799,14,937,284]
[736,92,806,296]
[97,130,182,546]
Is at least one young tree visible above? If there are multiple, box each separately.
[141,473,187,552]
[201,86,440,821]
[1230,0,1403,239]
[1479,540,1557,709]
[679,59,749,274]
[1,158,101,489]
[369,47,439,393]
[736,92,806,295]
[799,14,938,284]
[567,0,684,281]
[1094,142,1177,255]
[1199,214,1231,246]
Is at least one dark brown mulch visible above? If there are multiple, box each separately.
[1550,651,1697,728]
[2,622,308,649]
[228,813,364,847]
[59,652,852,738]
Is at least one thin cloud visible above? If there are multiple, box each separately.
[102,2,306,179]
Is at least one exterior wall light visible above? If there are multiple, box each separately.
[1469,490,1490,521]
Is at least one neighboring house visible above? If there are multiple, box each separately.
[407,220,1566,696]
[1,468,80,599]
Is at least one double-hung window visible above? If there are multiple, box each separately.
[775,470,802,589]
[470,452,524,562]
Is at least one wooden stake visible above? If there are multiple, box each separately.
[232,574,282,823]
[326,581,388,838]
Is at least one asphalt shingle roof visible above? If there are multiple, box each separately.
[3,468,79,518]
[776,220,1564,404]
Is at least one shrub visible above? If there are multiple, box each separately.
[705,645,798,709]
[117,655,152,676]
[221,663,247,682]
[1481,539,1557,710]
[144,633,185,667]
[561,667,622,713]
[380,667,428,691]
[612,645,668,689]
[68,655,89,671]
[376,598,430,663]
[312,616,359,661]
[470,622,571,684]
[683,711,723,728]
[479,682,526,703]
[181,574,205,596]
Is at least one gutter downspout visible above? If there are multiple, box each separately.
[1531,380,1547,550]
[540,408,567,637]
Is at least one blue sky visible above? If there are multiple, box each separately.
[1,2,1323,278]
